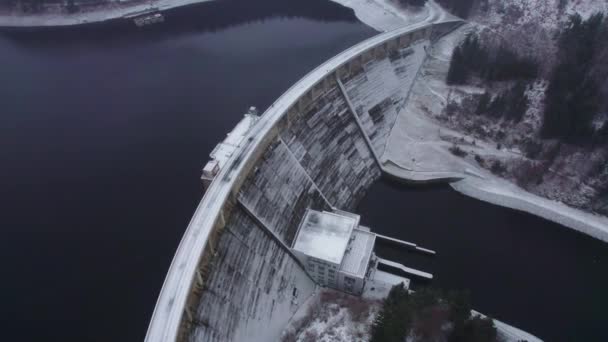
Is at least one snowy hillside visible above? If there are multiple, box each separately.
[475,0,608,29]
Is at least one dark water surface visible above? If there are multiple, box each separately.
[357,179,608,342]
[4,0,608,341]
[0,1,375,341]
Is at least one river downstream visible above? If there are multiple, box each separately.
[357,179,608,341]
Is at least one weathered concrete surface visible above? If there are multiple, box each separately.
[343,41,427,158]
[280,82,380,210]
[146,19,464,342]
[238,140,331,245]
[187,207,316,342]
[188,78,382,342]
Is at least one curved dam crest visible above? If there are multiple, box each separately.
[146,19,464,342]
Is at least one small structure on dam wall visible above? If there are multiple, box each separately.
[146,19,466,342]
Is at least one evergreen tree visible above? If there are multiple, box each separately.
[449,316,497,342]
[372,285,495,341]
[487,93,506,118]
[437,0,476,18]
[542,13,605,142]
[447,290,472,325]
[505,81,529,122]
[447,45,467,84]
[371,283,411,342]
[476,92,491,115]
[398,0,427,7]
[447,33,537,86]
[484,45,538,82]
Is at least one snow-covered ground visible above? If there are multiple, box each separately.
[381,23,608,242]
[330,0,456,32]
[0,0,214,27]
[281,288,381,342]
[472,311,543,342]
[475,0,608,31]
[283,288,543,342]
[330,0,608,242]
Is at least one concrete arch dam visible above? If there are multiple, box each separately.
[145,19,464,342]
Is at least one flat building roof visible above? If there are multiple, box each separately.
[292,210,358,264]
[339,228,375,278]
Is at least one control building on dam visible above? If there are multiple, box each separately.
[145,19,466,342]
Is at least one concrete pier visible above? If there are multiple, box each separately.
[375,233,436,255]
[377,258,433,280]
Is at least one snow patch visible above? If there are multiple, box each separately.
[330,0,455,32]
[281,289,381,342]
[382,25,608,242]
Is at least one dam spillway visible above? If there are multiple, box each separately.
[145,19,464,342]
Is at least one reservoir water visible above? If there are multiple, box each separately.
[0,1,374,340]
[1,0,607,341]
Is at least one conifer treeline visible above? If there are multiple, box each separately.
[397,0,478,18]
[446,33,537,123]
[397,0,427,7]
[371,284,497,342]
[542,13,608,143]
[447,13,608,145]
[447,34,539,85]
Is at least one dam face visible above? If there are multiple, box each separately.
[190,82,381,341]
[146,20,463,342]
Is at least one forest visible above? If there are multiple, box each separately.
[446,33,537,123]
[447,13,608,145]
[371,284,496,342]
[542,13,608,144]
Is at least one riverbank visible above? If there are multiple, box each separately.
[380,23,608,243]
[328,0,608,243]
[330,0,456,32]
[0,0,214,28]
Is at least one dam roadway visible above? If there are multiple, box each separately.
[145,19,463,342]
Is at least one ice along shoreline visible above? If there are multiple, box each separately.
[328,0,608,243]
[0,0,214,28]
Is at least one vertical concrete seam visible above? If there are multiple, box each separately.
[277,137,335,210]
[384,21,465,157]
[236,199,317,283]
[384,40,431,159]
[335,76,383,169]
